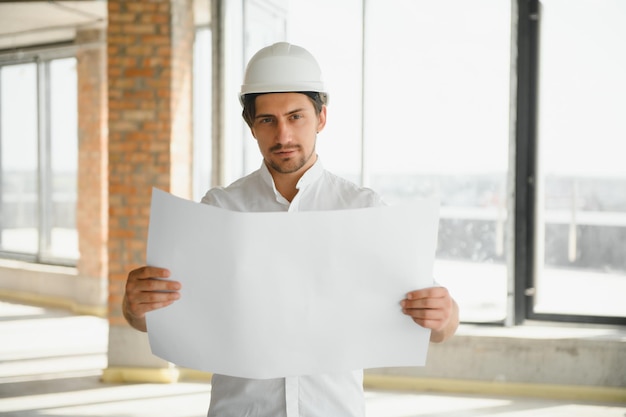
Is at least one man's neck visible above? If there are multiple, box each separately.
[270,167,307,202]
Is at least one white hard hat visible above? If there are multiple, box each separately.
[239,42,328,106]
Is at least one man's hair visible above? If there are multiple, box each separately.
[241,92,324,128]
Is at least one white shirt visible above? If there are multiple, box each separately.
[201,159,384,417]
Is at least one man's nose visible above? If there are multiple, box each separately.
[275,120,292,143]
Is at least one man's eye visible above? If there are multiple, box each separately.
[259,118,272,124]
[290,114,302,120]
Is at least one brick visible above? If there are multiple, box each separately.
[108,56,138,67]
[126,45,156,56]
[142,13,169,24]
[109,120,140,132]
[126,2,160,13]
[155,46,172,57]
[108,100,138,110]
[141,57,165,67]
[123,67,155,77]
[140,34,170,45]
[122,90,154,100]
[122,23,158,34]
[108,3,120,12]
[109,78,136,89]
[121,109,155,121]
[107,35,136,46]
[144,78,170,88]
[109,12,137,24]
[157,25,171,36]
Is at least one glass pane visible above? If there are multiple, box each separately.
[535,0,626,318]
[365,0,512,322]
[0,63,39,254]
[49,58,78,260]
[193,27,212,201]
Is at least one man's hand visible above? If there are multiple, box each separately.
[401,286,459,343]
[123,266,181,332]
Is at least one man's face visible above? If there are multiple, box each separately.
[250,92,326,177]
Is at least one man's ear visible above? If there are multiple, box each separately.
[316,105,327,133]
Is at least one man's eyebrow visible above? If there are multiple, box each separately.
[285,108,305,116]
[254,108,306,119]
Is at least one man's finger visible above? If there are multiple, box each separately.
[132,266,171,280]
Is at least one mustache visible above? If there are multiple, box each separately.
[269,144,300,152]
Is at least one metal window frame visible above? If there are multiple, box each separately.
[513,0,539,325]
[514,0,626,326]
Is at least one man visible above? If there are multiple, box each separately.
[123,42,459,417]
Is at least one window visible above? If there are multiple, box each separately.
[0,56,78,264]
[364,0,512,323]
[533,0,626,320]
[49,58,78,260]
[0,63,39,255]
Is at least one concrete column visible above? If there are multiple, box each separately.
[76,28,108,317]
[103,0,194,383]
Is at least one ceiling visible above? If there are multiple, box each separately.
[0,0,210,51]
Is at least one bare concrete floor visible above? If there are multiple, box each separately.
[1,301,624,417]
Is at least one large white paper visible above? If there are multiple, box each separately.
[146,188,439,379]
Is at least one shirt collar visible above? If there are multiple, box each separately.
[259,161,276,190]
[295,156,323,191]
[258,157,324,203]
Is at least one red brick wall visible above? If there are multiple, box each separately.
[107,0,193,327]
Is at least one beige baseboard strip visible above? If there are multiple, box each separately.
[101,367,214,384]
[364,374,626,403]
[100,368,625,404]
[179,368,213,381]
[101,367,181,384]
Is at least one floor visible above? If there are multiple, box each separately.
[0,301,624,417]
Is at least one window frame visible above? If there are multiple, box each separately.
[0,44,78,266]
[514,0,626,326]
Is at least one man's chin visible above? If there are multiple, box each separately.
[268,159,306,175]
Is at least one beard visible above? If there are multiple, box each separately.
[267,144,316,174]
